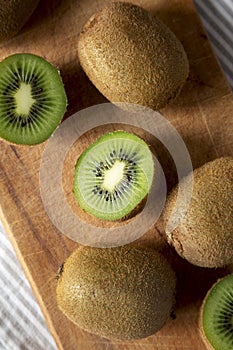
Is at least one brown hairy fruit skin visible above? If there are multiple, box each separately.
[56,245,176,340]
[163,157,233,268]
[77,2,189,110]
[0,0,39,43]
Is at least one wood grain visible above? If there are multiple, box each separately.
[0,0,232,349]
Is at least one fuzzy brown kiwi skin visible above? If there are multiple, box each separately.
[77,2,189,111]
[56,245,176,340]
[0,0,40,43]
[162,157,233,268]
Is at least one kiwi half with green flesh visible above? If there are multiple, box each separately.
[162,157,233,268]
[200,274,233,350]
[0,0,40,43]
[78,2,189,110]
[0,53,67,145]
[73,130,154,221]
[56,245,176,340]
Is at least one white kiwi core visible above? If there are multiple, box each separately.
[102,160,126,193]
[14,82,36,116]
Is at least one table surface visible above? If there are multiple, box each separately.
[0,0,233,349]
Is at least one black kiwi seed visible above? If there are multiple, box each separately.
[0,53,67,145]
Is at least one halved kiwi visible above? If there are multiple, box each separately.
[200,274,233,350]
[73,130,154,221]
[0,53,67,145]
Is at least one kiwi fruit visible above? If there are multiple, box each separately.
[77,2,189,110]
[73,130,154,221]
[0,53,67,145]
[0,0,40,43]
[199,274,233,350]
[162,157,233,268]
[56,245,176,340]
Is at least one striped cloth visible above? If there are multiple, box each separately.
[0,1,233,349]
[194,0,233,88]
[0,222,57,350]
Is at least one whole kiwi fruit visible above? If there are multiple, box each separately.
[0,0,40,43]
[56,245,176,340]
[162,157,233,268]
[77,2,189,110]
[199,274,233,350]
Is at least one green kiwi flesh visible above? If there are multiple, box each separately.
[73,130,154,221]
[0,0,40,43]
[56,245,176,340]
[0,53,67,145]
[200,274,233,350]
[78,2,189,110]
[163,157,233,268]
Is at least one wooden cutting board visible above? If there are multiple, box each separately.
[0,0,233,349]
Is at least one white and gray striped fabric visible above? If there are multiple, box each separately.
[0,222,57,350]
[0,1,233,349]
[195,0,233,88]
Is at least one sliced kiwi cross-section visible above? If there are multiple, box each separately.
[73,130,154,221]
[0,53,67,145]
[200,274,233,350]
